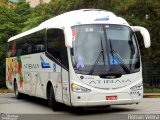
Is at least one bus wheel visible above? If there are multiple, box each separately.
[48,85,60,111]
[14,81,22,99]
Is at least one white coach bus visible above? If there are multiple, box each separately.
[6,9,150,111]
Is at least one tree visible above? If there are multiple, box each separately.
[0,0,160,88]
[0,2,30,86]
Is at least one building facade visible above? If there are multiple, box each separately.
[0,0,51,7]
[26,0,51,7]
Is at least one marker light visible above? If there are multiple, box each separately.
[95,16,109,21]
[71,83,91,93]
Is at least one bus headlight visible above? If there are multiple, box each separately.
[71,83,91,93]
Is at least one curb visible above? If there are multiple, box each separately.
[143,94,160,98]
[0,91,14,94]
[0,92,13,94]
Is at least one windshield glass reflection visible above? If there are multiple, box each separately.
[71,24,140,75]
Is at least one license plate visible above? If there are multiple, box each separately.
[106,96,117,100]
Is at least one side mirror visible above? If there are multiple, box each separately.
[64,27,72,48]
[132,26,151,48]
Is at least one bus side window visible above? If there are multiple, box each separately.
[47,29,69,69]
[47,29,62,60]
[7,42,11,58]
[28,45,32,54]
[16,37,25,56]
[17,49,22,56]
[31,29,46,54]
[9,41,17,57]
[22,43,29,55]
[33,44,45,53]
[13,41,16,56]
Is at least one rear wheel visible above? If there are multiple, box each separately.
[48,85,61,111]
[14,81,22,99]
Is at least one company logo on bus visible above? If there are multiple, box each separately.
[89,79,131,84]
[95,16,109,21]
[23,64,39,69]
[40,56,50,68]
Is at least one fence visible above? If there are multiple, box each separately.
[0,77,6,88]
[141,41,160,92]
[142,56,160,92]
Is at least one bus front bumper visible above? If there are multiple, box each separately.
[71,92,142,107]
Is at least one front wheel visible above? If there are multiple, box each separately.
[48,86,61,111]
[14,81,22,99]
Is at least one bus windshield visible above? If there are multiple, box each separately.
[71,24,140,75]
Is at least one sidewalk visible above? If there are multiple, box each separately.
[143,93,160,98]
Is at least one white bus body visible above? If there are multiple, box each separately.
[6,9,150,110]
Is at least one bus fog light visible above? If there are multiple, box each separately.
[71,83,91,93]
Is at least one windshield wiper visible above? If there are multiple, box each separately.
[111,50,130,74]
[89,36,105,75]
[109,39,130,74]
[101,37,106,66]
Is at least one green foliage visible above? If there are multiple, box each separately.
[0,0,160,88]
[0,2,30,81]
[144,88,160,93]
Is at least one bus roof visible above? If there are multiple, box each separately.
[8,9,129,42]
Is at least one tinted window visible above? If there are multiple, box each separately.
[8,29,46,57]
[31,30,46,54]
[47,29,68,69]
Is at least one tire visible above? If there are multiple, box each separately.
[48,85,61,111]
[14,81,22,99]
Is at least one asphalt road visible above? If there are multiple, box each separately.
[0,93,160,120]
